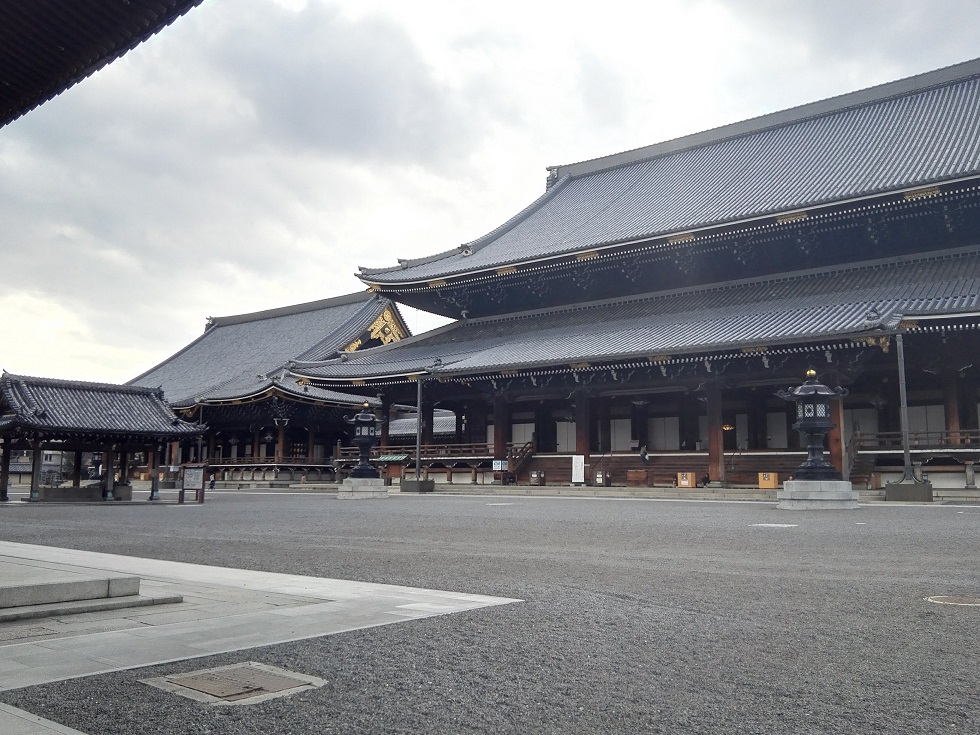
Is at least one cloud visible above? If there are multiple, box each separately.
[202,0,478,165]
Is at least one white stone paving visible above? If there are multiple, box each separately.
[0,541,522,735]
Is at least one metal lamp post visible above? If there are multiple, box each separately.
[778,370,848,481]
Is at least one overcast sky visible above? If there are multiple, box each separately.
[2,0,979,384]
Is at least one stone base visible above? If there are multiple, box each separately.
[36,485,133,501]
[884,479,933,502]
[400,479,435,493]
[777,480,859,510]
[337,477,388,500]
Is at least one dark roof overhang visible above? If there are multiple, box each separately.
[0,0,205,129]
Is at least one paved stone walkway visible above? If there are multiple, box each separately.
[0,542,520,734]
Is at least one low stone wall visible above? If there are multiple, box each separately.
[36,484,133,501]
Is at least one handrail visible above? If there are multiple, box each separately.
[854,430,980,451]
[336,442,494,461]
[509,441,535,474]
[207,456,335,466]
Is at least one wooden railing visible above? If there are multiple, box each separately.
[208,456,334,466]
[335,442,495,462]
[852,430,980,451]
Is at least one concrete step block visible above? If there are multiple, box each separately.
[0,575,140,609]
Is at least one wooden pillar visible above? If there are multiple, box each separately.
[706,384,725,484]
[455,410,465,445]
[421,399,434,447]
[276,424,286,463]
[104,448,115,500]
[120,452,130,484]
[0,438,10,502]
[959,374,978,434]
[944,373,962,445]
[380,399,391,449]
[596,398,610,454]
[208,432,216,461]
[73,450,83,487]
[149,447,161,500]
[492,396,510,460]
[30,443,43,500]
[828,395,846,477]
[748,391,768,450]
[574,393,591,460]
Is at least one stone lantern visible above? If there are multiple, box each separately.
[775,370,857,509]
[347,402,380,479]
[778,370,848,480]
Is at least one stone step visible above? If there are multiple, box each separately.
[0,559,140,609]
[0,591,184,623]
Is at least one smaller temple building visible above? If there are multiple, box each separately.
[0,372,203,500]
[128,291,411,482]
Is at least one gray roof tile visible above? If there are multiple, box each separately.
[361,60,980,284]
[0,373,201,438]
[130,292,398,407]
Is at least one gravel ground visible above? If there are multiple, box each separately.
[1,493,978,734]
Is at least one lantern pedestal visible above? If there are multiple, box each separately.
[777,480,859,510]
[337,477,389,500]
[884,478,933,502]
[400,479,435,493]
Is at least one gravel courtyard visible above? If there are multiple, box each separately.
[1,493,977,734]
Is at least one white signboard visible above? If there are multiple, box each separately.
[182,466,205,491]
[571,455,585,484]
[492,459,508,471]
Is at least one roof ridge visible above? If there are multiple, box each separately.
[4,372,160,394]
[127,291,385,388]
[206,290,376,328]
[550,57,980,181]
[359,177,576,276]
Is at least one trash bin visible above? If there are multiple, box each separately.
[593,470,611,487]
[677,471,696,488]
[530,470,546,485]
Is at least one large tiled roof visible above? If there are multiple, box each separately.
[302,247,980,381]
[360,59,980,285]
[129,292,401,407]
[0,373,201,439]
[0,1,204,128]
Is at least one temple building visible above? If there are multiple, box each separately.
[129,292,411,482]
[284,58,980,493]
[0,373,202,501]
